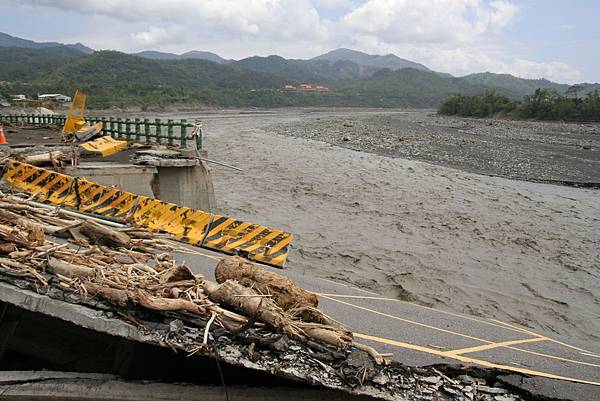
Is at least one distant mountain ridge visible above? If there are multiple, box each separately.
[0,32,94,54]
[1,32,598,110]
[136,50,228,64]
[312,48,430,72]
[461,72,600,97]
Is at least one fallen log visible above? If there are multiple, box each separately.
[80,220,131,248]
[23,151,63,166]
[48,257,95,279]
[0,243,17,254]
[133,290,206,315]
[204,279,302,337]
[0,225,37,249]
[203,279,352,349]
[215,256,318,310]
[84,283,129,307]
[0,208,62,236]
[0,257,31,270]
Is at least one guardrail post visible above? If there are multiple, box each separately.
[108,117,115,137]
[195,124,202,150]
[180,119,187,148]
[125,118,131,141]
[100,117,107,135]
[167,119,174,145]
[144,118,150,143]
[155,118,162,144]
[134,118,141,142]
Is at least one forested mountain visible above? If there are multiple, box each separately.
[136,50,227,64]
[1,32,597,110]
[0,32,93,54]
[461,72,567,95]
[312,48,430,72]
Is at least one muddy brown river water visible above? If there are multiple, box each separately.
[160,108,599,349]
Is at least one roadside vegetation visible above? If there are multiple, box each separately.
[438,88,600,121]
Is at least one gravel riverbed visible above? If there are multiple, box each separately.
[272,110,600,184]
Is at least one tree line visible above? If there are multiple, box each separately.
[438,87,600,122]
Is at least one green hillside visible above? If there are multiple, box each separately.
[313,48,430,71]
[330,68,510,107]
[0,46,83,81]
[1,46,597,110]
[8,50,291,108]
[461,72,567,96]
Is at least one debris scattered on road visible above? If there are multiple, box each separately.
[0,191,537,400]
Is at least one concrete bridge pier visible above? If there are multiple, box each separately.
[66,155,217,213]
[153,161,217,212]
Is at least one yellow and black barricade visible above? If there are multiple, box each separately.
[1,160,292,268]
[3,160,78,207]
[202,215,292,268]
[132,197,211,245]
[75,178,140,220]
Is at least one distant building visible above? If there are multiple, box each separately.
[11,94,27,101]
[282,84,330,93]
[298,84,315,92]
[38,94,72,102]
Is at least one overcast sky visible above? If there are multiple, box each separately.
[1,0,598,83]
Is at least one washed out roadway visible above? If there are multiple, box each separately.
[172,246,600,400]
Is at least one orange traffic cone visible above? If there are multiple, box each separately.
[0,126,7,145]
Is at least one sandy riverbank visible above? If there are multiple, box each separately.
[166,108,599,349]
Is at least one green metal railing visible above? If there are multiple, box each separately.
[0,113,202,149]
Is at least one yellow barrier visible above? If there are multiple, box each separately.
[80,135,127,157]
[3,161,78,208]
[2,161,292,268]
[202,215,292,268]
[132,197,211,245]
[76,178,139,220]
[63,89,86,133]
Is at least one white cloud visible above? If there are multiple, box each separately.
[340,0,519,44]
[4,0,583,83]
[131,26,182,47]
[311,0,356,8]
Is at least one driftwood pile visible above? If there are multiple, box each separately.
[0,193,360,353]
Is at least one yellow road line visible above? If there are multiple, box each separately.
[355,333,600,387]
[505,345,600,369]
[447,337,547,356]
[325,295,600,368]
[321,295,494,344]
[490,319,596,355]
[317,293,533,336]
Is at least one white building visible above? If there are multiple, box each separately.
[38,94,72,102]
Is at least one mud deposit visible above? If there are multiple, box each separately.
[170,109,599,349]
